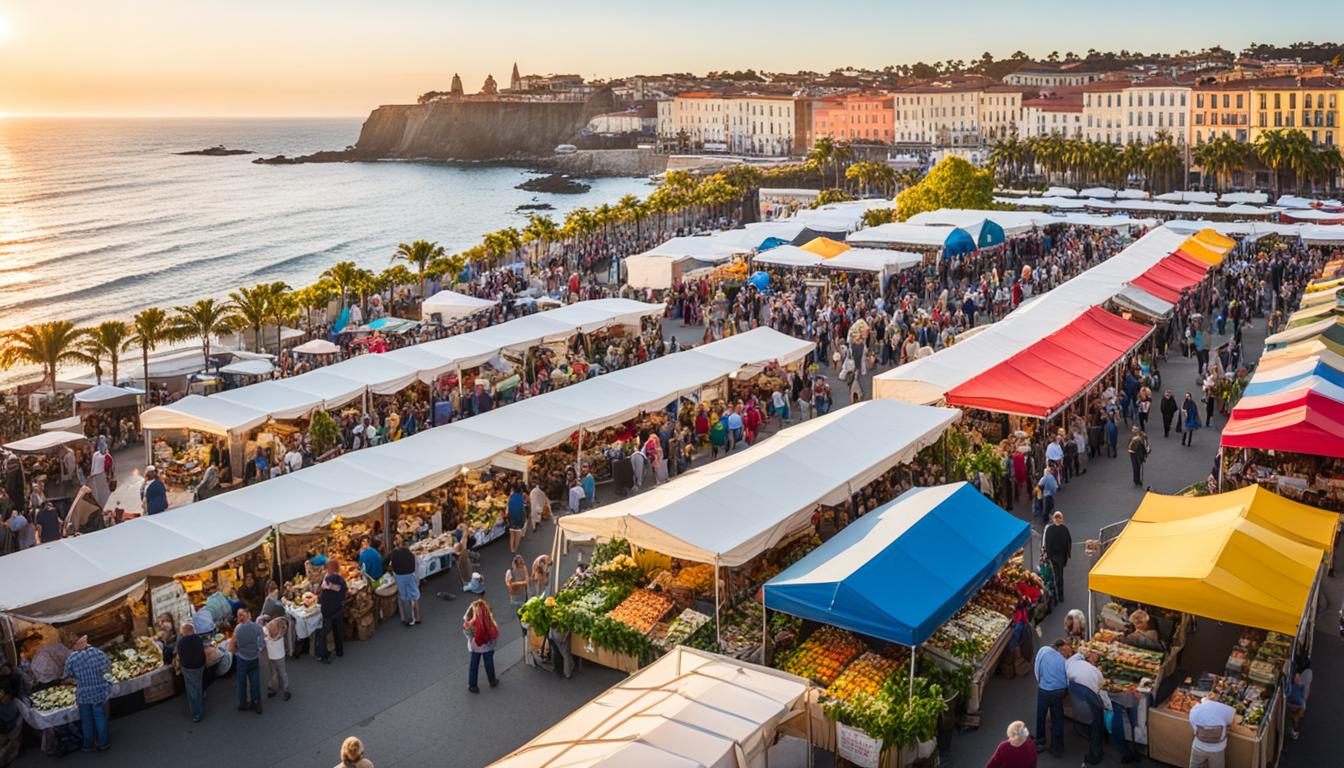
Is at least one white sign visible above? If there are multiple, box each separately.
[836,722,882,768]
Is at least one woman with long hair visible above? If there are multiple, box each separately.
[463,598,500,693]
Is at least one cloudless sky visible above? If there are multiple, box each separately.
[1,0,1341,117]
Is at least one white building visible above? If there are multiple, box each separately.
[728,95,799,156]
[1124,78,1191,145]
[1018,94,1085,139]
[661,93,730,149]
[893,79,1022,147]
[1082,81,1130,144]
[1004,64,1105,88]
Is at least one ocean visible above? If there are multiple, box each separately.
[0,117,653,333]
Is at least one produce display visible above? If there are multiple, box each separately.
[927,604,1009,663]
[717,600,763,658]
[656,608,711,651]
[825,651,904,703]
[779,626,866,686]
[672,564,715,595]
[30,684,77,713]
[409,532,454,557]
[606,589,675,635]
[1081,629,1164,690]
[1166,673,1273,734]
[465,495,506,539]
[103,637,164,682]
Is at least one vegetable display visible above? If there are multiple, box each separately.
[825,651,904,703]
[927,604,1008,663]
[779,626,866,685]
[607,589,675,635]
[656,608,711,651]
[30,685,77,712]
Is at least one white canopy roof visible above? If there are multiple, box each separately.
[906,209,1048,237]
[421,289,498,322]
[140,300,664,429]
[821,248,923,274]
[637,236,749,263]
[847,223,969,248]
[291,339,340,355]
[1045,186,1079,197]
[218,359,274,377]
[490,647,809,768]
[1265,317,1338,348]
[140,395,270,436]
[1220,191,1269,205]
[0,328,811,621]
[1300,225,1344,244]
[1113,284,1176,319]
[3,431,89,454]
[874,225,1190,403]
[751,245,823,269]
[1284,208,1344,222]
[789,199,890,233]
[41,416,83,432]
[1117,189,1149,200]
[1080,186,1117,199]
[73,384,142,409]
[709,221,810,249]
[1277,195,1343,209]
[1155,190,1218,203]
[559,400,959,566]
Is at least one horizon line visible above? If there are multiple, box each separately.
[0,113,368,120]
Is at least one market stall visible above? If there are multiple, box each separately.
[489,646,811,768]
[1088,487,1334,768]
[2,430,91,507]
[547,400,961,672]
[420,289,497,323]
[763,481,1033,762]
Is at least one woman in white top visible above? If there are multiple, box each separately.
[264,617,290,700]
[88,442,112,507]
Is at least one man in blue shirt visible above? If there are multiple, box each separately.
[142,466,168,516]
[358,537,384,581]
[726,407,744,451]
[62,635,111,752]
[1034,638,1070,758]
[1036,466,1058,521]
[580,463,596,510]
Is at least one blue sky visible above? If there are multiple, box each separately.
[0,0,1339,115]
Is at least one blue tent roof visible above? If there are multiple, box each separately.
[973,219,1006,248]
[943,228,978,258]
[757,237,790,252]
[763,483,1029,647]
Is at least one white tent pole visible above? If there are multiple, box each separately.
[908,647,916,701]
[574,429,584,481]
[714,558,722,651]
[1087,589,1095,638]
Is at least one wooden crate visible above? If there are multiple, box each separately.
[143,673,177,704]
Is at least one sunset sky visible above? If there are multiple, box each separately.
[0,0,1339,117]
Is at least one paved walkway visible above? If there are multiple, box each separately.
[15,315,1343,768]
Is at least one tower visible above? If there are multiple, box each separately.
[510,62,521,91]
[481,74,498,96]
[450,73,464,97]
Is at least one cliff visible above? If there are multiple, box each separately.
[349,88,616,161]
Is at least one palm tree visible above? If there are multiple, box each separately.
[845,161,889,197]
[265,282,294,350]
[807,136,836,186]
[831,141,854,188]
[229,284,271,352]
[173,298,236,369]
[1282,129,1316,194]
[1194,135,1249,192]
[1145,134,1183,195]
[321,260,362,309]
[522,214,560,268]
[80,320,131,386]
[128,307,176,389]
[391,240,444,301]
[0,321,90,394]
[1315,145,1344,193]
[1254,129,1288,197]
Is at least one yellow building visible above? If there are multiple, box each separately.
[1247,76,1344,147]
[1191,81,1249,144]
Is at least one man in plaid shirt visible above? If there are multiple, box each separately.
[62,636,111,752]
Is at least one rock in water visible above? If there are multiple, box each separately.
[177,145,255,156]
[515,174,591,194]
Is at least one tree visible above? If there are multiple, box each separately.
[1254,129,1289,197]
[895,156,994,221]
[391,240,445,301]
[1193,134,1249,192]
[265,282,295,351]
[522,213,560,267]
[173,298,236,369]
[0,321,89,394]
[321,260,362,308]
[81,320,131,386]
[426,252,469,285]
[128,307,176,389]
[807,136,837,188]
[229,284,271,352]
[845,161,894,197]
[1145,135,1183,195]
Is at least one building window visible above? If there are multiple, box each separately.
[1260,94,1267,109]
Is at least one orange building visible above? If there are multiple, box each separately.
[811,92,895,144]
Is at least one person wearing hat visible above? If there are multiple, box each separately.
[142,466,168,517]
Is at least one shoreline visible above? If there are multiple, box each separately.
[253,149,665,179]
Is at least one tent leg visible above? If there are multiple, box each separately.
[909,647,916,702]
[1087,589,1094,638]
[761,602,768,665]
[550,526,562,595]
[1217,449,1225,492]
[714,561,722,652]
[574,430,584,481]
[275,529,284,584]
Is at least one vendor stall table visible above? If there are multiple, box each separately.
[17,666,172,729]
[1147,697,1281,768]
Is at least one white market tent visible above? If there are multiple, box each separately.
[873,226,1193,404]
[1277,195,1343,208]
[139,299,664,432]
[907,209,1046,237]
[1045,186,1079,197]
[1163,220,1304,241]
[558,399,960,567]
[0,328,814,622]
[420,289,498,323]
[1117,189,1149,200]
[41,416,83,433]
[791,199,892,234]
[489,647,810,768]
[218,359,274,377]
[750,244,824,269]
[1080,186,1117,199]
[1282,208,1344,223]
[846,222,973,249]
[291,339,340,355]
[709,220,811,249]
[73,384,142,409]
[3,431,89,455]
[1155,190,1219,204]
[626,237,751,290]
[1300,225,1344,245]
[821,248,923,275]
[1220,191,1270,205]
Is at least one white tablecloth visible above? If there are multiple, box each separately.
[284,605,323,640]
[18,666,172,729]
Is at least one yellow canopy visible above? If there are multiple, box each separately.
[1258,344,1344,373]
[799,237,851,258]
[1306,277,1344,294]
[1192,228,1236,252]
[1178,237,1226,266]
[1089,486,1332,634]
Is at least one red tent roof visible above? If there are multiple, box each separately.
[1220,395,1344,459]
[1128,251,1210,304]
[1231,388,1344,421]
[945,307,1151,417]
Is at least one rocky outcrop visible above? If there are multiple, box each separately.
[534,148,668,178]
[349,88,617,161]
[177,146,254,156]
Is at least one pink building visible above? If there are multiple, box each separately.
[811,92,895,144]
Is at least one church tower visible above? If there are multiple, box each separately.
[510,62,521,91]
[450,73,463,97]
